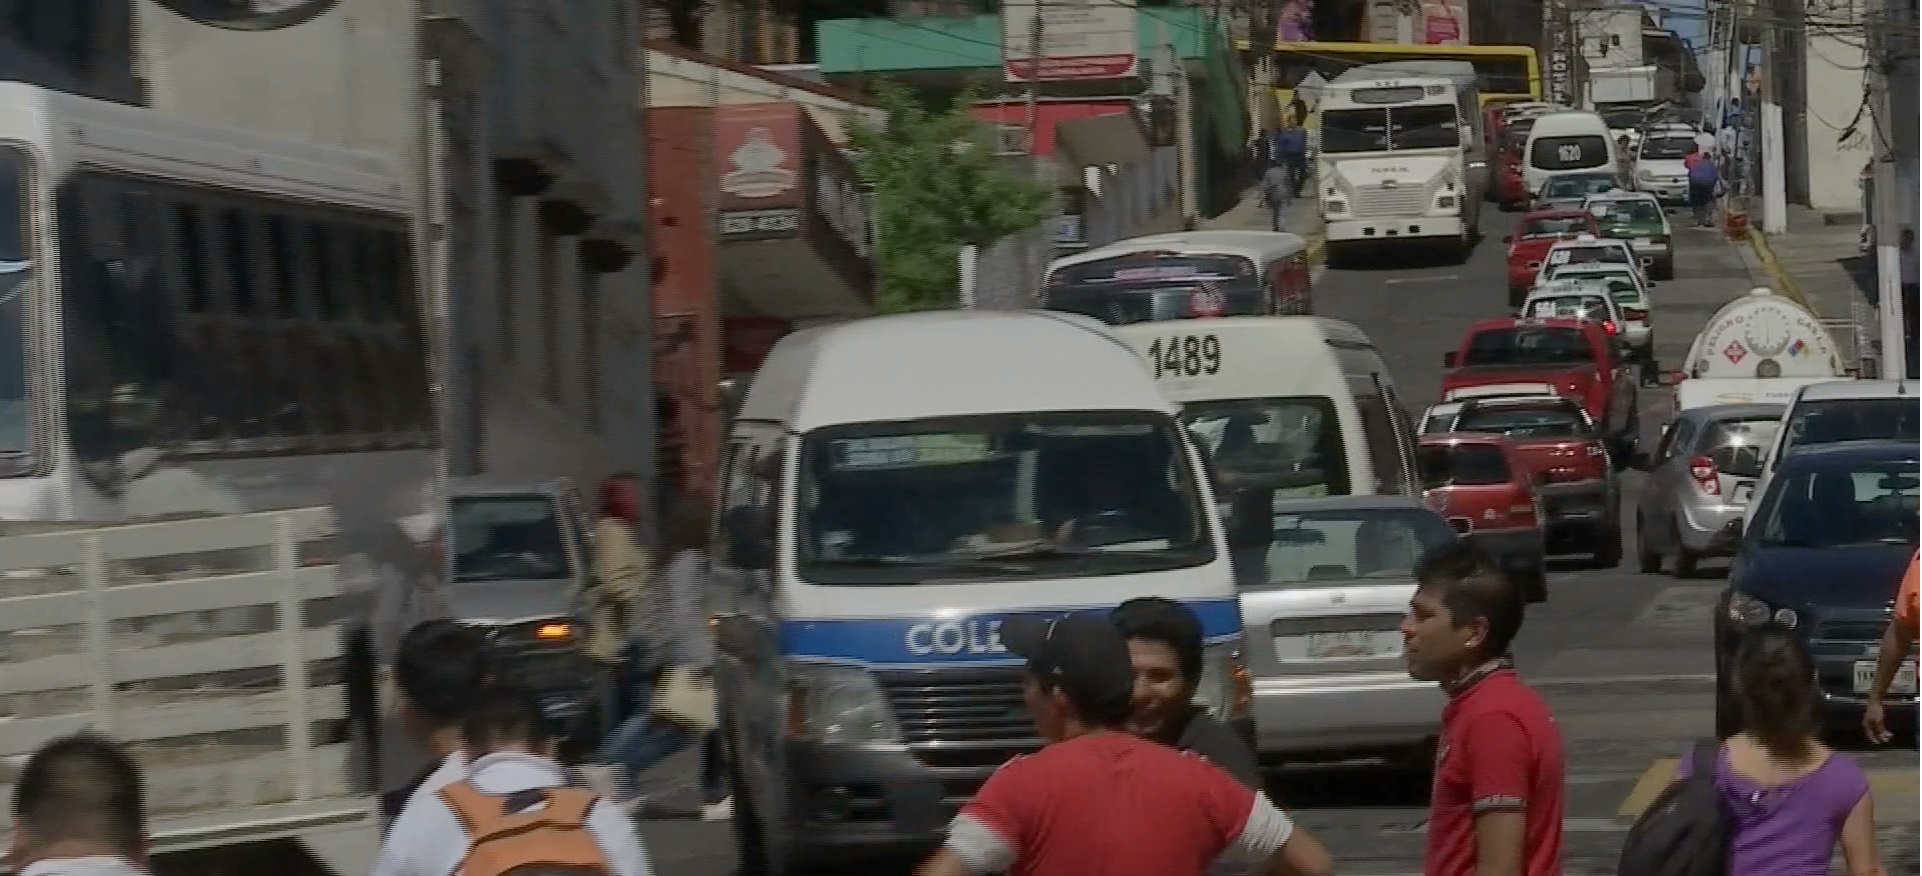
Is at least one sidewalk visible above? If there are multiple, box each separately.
[1736,204,1879,368]
[1201,183,1326,265]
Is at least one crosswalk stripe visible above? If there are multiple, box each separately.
[1619,758,1920,819]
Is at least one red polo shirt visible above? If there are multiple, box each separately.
[956,732,1270,876]
[1425,669,1565,876]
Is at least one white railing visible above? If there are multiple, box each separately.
[0,507,362,835]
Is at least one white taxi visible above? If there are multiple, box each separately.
[1530,234,1648,289]
[1537,263,1654,368]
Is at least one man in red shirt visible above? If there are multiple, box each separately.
[1401,543,1564,876]
[915,613,1332,876]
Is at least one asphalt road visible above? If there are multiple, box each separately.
[635,207,1920,876]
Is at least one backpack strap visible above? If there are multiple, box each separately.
[1687,738,1722,783]
[439,781,601,842]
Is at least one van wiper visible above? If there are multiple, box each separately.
[954,543,1087,562]
[806,555,934,567]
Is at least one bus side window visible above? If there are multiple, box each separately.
[57,181,119,469]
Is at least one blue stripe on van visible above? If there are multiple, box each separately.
[779,597,1243,669]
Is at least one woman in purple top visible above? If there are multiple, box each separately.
[1682,629,1886,876]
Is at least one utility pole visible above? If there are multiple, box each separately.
[1757,25,1786,234]
[1024,6,1043,157]
[1868,0,1910,381]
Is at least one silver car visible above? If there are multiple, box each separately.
[1234,495,1455,771]
[1632,404,1784,577]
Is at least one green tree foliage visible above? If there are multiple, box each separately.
[849,79,1052,313]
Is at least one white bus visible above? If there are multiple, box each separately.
[1317,75,1485,265]
[0,82,438,860]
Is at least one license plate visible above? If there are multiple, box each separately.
[1853,660,1916,695]
[1275,630,1402,661]
[1732,481,1754,503]
[1633,237,1652,246]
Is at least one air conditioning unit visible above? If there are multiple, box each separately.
[992,124,1030,156]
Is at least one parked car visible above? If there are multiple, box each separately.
[1418,433,1548,601]
[1503,209,1599,305]
[1441,316,1641,458]
[1231,495,1457,771]
[1633,124,1699,205]
[1634,404,1785,577]
[1714,439,1920,737]
[447,477,604,758]
[1583,189,1675,280]
[1443,395,1623,567]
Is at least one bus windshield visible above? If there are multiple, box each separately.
[0,149,28,469]
[1321,104,1460,153]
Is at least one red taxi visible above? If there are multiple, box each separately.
[1502,209,1600,306]
[1437,396,1624,568]
[1418,433,1548,601]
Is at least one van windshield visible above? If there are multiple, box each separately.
[795,412,1214,584]
[1181,397,1351,496]
[1784,399,1922,452]
[1046,253,1264,325]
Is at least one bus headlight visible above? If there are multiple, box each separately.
[786,662,903,745]
[1192,641,1252,723]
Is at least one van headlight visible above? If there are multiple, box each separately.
[786,662,904,745]
[1192,641,1252,722]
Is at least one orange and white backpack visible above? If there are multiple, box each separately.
[439,781,613,876]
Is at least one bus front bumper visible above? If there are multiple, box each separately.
[1326,216,1465,242]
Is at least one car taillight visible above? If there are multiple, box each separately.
[1689,454,1721,496]
[1624,308,1648,321]
[1602,320,1618,335]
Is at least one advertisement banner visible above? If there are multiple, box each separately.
[1002,0,1139,82]
[1422,0,1466,44]
[713,103,802,239]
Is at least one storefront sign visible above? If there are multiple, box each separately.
[714,104,802,214]
[718,209,800,238]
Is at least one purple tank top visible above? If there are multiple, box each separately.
[1678,745,1871,876]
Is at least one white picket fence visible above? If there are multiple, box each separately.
[0,507,372,857]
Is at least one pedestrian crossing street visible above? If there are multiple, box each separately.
[1618,757,1920,820]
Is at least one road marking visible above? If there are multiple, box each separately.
[1619,758,1920,819]
[1385,275,1460,284]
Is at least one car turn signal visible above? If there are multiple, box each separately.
[536,623,573,640]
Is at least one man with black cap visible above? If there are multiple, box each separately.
[915,613,1333,876]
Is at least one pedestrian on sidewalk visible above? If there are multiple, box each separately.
[1685,629,1886,876]
[1401,542,1564,876]
[5,735,151,876]
[1110,597,1261,789]
[914,613,1333,876]
[1274,108,1310,200]
[584,473,651,740]
[1685,145,1723,228]
[1261,162,1291,232]
[1863,549,1917,745]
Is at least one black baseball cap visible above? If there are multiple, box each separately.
[1000,612,1135,718]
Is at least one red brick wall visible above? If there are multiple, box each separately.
[646,106,723,502]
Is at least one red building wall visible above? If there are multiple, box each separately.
[969,99,1136,156]
[646,106,724,503]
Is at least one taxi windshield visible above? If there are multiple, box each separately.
[1527,295,1612,322]
[1547,245,1631,269]
[1598,200,1663,225]
[1463,326,1595,366]
[795,412,1214,584]
[1251,507,1459,588]
[1522,216,1590,237]
[1542,174,1619,199]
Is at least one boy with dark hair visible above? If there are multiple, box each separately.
[374,685,653,876]
[918,613,1332,876]
[1111,597,1260,789]
[1401,542,1564,876]
[7,735,149,876]
[380,619,494,824]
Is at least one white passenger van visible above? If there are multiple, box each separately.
[1522,110,1618,199]
[710,309,1249,871]
[1112,317,1420,501]
[1044,230,1315,324]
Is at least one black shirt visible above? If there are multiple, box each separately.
[1170,708,1262,790]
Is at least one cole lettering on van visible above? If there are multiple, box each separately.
[905,618,1006,656]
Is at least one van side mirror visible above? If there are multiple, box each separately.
[1501,235,1513,243]
[1442,351,1459,368]
[722,505,775,570]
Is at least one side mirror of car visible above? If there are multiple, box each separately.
[1501,235,1513,243]
[1443,351,1459,368]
